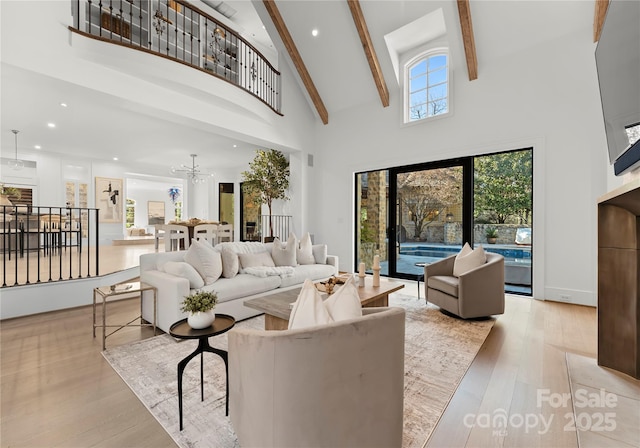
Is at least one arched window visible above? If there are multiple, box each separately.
[405,52,449,123]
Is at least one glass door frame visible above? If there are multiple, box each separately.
[387,157,473,280]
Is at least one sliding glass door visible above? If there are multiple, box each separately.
[474,149,533,294]
[355,171,390,275]
[354,148,533,295]
[392,163,468,278]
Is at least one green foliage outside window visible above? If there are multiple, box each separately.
[474,150,533,224]
[125,198,135,228]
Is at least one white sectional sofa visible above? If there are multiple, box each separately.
[140,241,338,333]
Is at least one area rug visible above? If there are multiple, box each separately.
[103,293,496,448]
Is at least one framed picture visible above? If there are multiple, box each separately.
[95,177,123,223]
[65,181,76,207]
[148,201,165,225]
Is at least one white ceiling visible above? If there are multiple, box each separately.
[0,0,596,175]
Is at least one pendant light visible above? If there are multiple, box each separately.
[8,130,24,170]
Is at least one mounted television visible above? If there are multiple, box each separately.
[595,0,640,176]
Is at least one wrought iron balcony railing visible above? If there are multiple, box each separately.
[1,206,100,287]
[70,0,281,114]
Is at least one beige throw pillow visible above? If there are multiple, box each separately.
[288,279,333,329]
[312,244,328,264]
[184,239,223,284]
[453,243,487,277]
[238,251,275,269]
[220,246,239,278]
[272,233,297,267]
[324,276,362,321]
[163,261,205,289]
[297,232,316,265]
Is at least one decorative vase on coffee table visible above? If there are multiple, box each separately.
[187,310,216,329]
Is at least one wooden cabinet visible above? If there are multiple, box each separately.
[597,178,640,379]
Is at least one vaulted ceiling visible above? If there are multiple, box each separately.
[0,0,603,176]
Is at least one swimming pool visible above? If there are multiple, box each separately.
[400,244,531,260]
[396,244,532,287]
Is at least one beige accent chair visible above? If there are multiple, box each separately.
[229,307,405,448]
[424,252,505,319]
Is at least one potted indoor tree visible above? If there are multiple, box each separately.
[485,226,498,244]
[241,149,290,242]
[181,290,218,329]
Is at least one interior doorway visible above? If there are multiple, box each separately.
[219,183,234,224]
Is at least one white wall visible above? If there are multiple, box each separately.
[309,28,607,306]
[1,0,614,316]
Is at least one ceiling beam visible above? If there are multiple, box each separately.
[262,0,329,125]
[347,0,389,107]
[456,0,478,81]
[593,0,610,42]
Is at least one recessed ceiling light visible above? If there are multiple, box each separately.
[34,145,41,149]
[312,28,319,37]
[60,102,68,107]
[113,157,119,161]
[47,123,56,128]
[233,144,237,148]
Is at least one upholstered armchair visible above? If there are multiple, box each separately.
[424,252,505,319]
[228,307,405,448]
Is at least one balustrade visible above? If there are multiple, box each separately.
[70,0,281,114]
[261,214,291,242]
[1,206,100,287]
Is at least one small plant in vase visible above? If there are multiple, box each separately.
[181,291,218,329]
[485,226,498,244]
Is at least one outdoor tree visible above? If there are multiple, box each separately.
[241,149,290,239]
[474,150,532,224]
[397,167,462,239]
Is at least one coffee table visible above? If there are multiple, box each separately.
[244,276,404,330]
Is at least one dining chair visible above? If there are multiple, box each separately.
[164,224,189,252]
[193,223,218,246]
[40,214,62,254]
[154,224,166,250]
[216,223,233,244]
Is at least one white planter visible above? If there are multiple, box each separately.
[187,310,216,329]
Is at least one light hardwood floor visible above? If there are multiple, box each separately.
[1,241,160,286]
[1,249,638,447]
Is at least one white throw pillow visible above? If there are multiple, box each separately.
[324,276,362,322]
[272,233,297,267]
[162,261,205,289]
[453,243,487,277]
[220,246,239,278]
[312,244,328,264]
[238,251,275,269]
[184,239,223,285]
[288,279,334,329]
[297,232,316,265]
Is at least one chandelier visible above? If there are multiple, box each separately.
[170,154,213,184]
[8,130,24,170]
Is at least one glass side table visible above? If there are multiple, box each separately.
[93,280,157,350]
